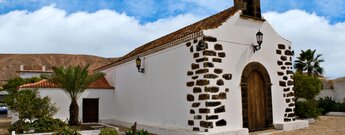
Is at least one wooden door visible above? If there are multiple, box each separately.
[83,99,99,123]
[247,71,266,131]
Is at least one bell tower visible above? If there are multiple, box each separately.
[234,0,262,19]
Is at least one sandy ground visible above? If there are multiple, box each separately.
[0,116,344,135]
[0,115,10,135]
[271,116,345,135]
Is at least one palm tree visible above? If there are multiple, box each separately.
[294,49,324,76]
[42,65,104,126]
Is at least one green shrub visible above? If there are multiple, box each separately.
[293,73,322,100]
[317,97,345,114]
[99,127,118,135]
[31,117,66,133]
[136,129,149,135]
[125,129,150,135]
[317,97,336,115]
[8,120,31,133]
[295,100,321,118]
[333,102,345,112]
[53,126,81,135]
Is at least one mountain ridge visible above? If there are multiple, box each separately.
[0,54,117,85]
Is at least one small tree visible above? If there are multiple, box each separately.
[294,49,324,76]
[293,72,322,100]
[13,89,57,122]
[293,72,322,118]
[42,65,105,126]
[3,77,41,111]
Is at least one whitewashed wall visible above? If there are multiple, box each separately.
[106,11,291,133]
[317,80,345,103]
[38,88,115,122]
[203,12,291,131]
[18,72,46,78]
[110,42,194,130]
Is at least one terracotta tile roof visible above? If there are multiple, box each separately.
[96,7,238,71]
[19,77,114,89]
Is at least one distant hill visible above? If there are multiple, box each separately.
[0,54,117,85]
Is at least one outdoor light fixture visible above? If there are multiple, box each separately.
[253,30,263,53]
[136,56,145,73]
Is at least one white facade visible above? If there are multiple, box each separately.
[17,2,307,134]
[100,10,302,134]
[18,72,51,78]
[109,40,194,129]
[38,88,115,122]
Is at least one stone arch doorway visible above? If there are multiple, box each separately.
[240,62,273,132]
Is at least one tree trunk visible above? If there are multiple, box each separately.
[69,99,79,126]
[307,68,312,76]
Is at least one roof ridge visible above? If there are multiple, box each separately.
[96,6,238,71]
[19,77,114,89]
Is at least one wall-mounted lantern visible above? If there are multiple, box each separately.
[136,56,145,73]
[196,36,217,51]
[253,30,263,53]
[197,40,207,50]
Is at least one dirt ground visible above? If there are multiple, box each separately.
[271,116,345,135]
[0,116,344,135]
[0,115,10,135]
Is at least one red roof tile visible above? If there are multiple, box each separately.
[19,77,114,89]
[95,7,238,71]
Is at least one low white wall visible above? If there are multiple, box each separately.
[315,89,335,100]
[38,88,115,122]
[317,79,345,103]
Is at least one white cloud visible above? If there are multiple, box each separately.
[264,10,345,79]
[0,5,200,58]
[1,5,344,79]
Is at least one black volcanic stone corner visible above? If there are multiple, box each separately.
[214,44,223,50]
[199,94,210,100]
[203,50,217,56]
[216,119,227,126]
[204,74,218,79]
[205,87,219,93]
[212,58,222,63]
[191,63,200,70]
[187,94,194,102]
[222,74,232,80]
[214,69,223,74]
[214,105,225,113]
[196,79,210,86]
[278,44,286,49]
[218,52,226,58]
[187,81,195,87]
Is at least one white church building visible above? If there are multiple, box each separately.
[20,0,308,134]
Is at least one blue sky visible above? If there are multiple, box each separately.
[1,0,344,23]
[0,0,345,78]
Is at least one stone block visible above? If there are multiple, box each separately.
[274,120,309,131]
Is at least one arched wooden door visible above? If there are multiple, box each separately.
[241,62,273,132]
[247,71,266,130]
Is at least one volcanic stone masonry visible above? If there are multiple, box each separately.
[276,44,296,122]
[186,37,232,132]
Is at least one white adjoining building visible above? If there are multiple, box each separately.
[20,0,308,134]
